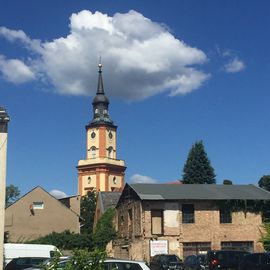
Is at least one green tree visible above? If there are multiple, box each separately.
[182,140,216,184]
[6,184,20,206]
[260,223,270,251]
[258,175,270,222]
[92,208,117,250]
[259,175,270,191]
[80,191,97,234]
[223,179,233,185]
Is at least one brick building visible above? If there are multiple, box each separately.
[112,183,270,262]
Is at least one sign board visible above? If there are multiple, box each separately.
[150,240,168,257]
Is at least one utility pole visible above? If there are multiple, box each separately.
[0,107,9,270]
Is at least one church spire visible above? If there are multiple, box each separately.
[87,63,115,128]
[96,63,105,95]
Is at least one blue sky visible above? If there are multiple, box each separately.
[1,0,270,197]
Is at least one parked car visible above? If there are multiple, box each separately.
[183,254,206,270]
[24,258,70,270]
[103,258,151,270]
[24,258,151,270]
[238,252,270,270]
[205,250,249,270]
[150,254,183,270]
[4,243,60,265]
[4,257,49,270]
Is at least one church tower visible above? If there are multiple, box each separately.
[77,64,126,195]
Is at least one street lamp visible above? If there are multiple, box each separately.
[0,107,10,270]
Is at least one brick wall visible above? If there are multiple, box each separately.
[112,199,265,262]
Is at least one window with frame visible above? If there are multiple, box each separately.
[183,242,211,258]
[221,241,254,252]
[182,204,194,223]
[151,210,163,235]
[90,147,97,158]
[33,201,44,209]
[220,209,232,223]
[108,147,113,158]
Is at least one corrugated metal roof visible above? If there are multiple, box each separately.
[129,184,270,200]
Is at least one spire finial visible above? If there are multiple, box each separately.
[98,55,102,72]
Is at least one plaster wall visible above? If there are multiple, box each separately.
[105,128,116,159]
[82,174,97,190]
[99,173,106,191]
[87,128,100,159]
[108,175,122,190]
[5,187,80,242]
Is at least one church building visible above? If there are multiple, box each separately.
[77,64,126,195]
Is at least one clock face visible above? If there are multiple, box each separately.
[109,131,113,139]
[91,132,96,139]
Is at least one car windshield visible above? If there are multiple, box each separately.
[32,258,48,266]
[104,262,143,270]
[162,255,181,263]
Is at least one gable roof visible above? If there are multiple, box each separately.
[6,186,81,218]
[98,191,121,213]
[127,183,270,201]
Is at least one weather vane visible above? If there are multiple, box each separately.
[98,53,102,69]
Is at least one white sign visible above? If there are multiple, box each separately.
[150,240,168,257]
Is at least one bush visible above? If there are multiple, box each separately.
[43,249,106,270]
[28,230,93,250]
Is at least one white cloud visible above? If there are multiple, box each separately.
[0,26,42,52]
[0,55,35,83]
[224,57,245,73]
[50,189,67,199]
[129,173,158,183]
[0,10,209,100]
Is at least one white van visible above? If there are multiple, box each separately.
[4,243,61,265]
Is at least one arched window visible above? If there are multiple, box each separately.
[87,177,91,184]
[108,147,113,158]
[90,146,96,158]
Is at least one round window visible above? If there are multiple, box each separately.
[109,132,113,139]
[91,132,96,139]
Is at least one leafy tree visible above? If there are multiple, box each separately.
[182,141,216,184]
[258,175,270,222]
[6,184,20,206]
[259,175,270,191]
[28,230,93,250]
[223,179,233,185]
[81,191,97,234]
[92,208,117,250]
[260,223,270,251]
